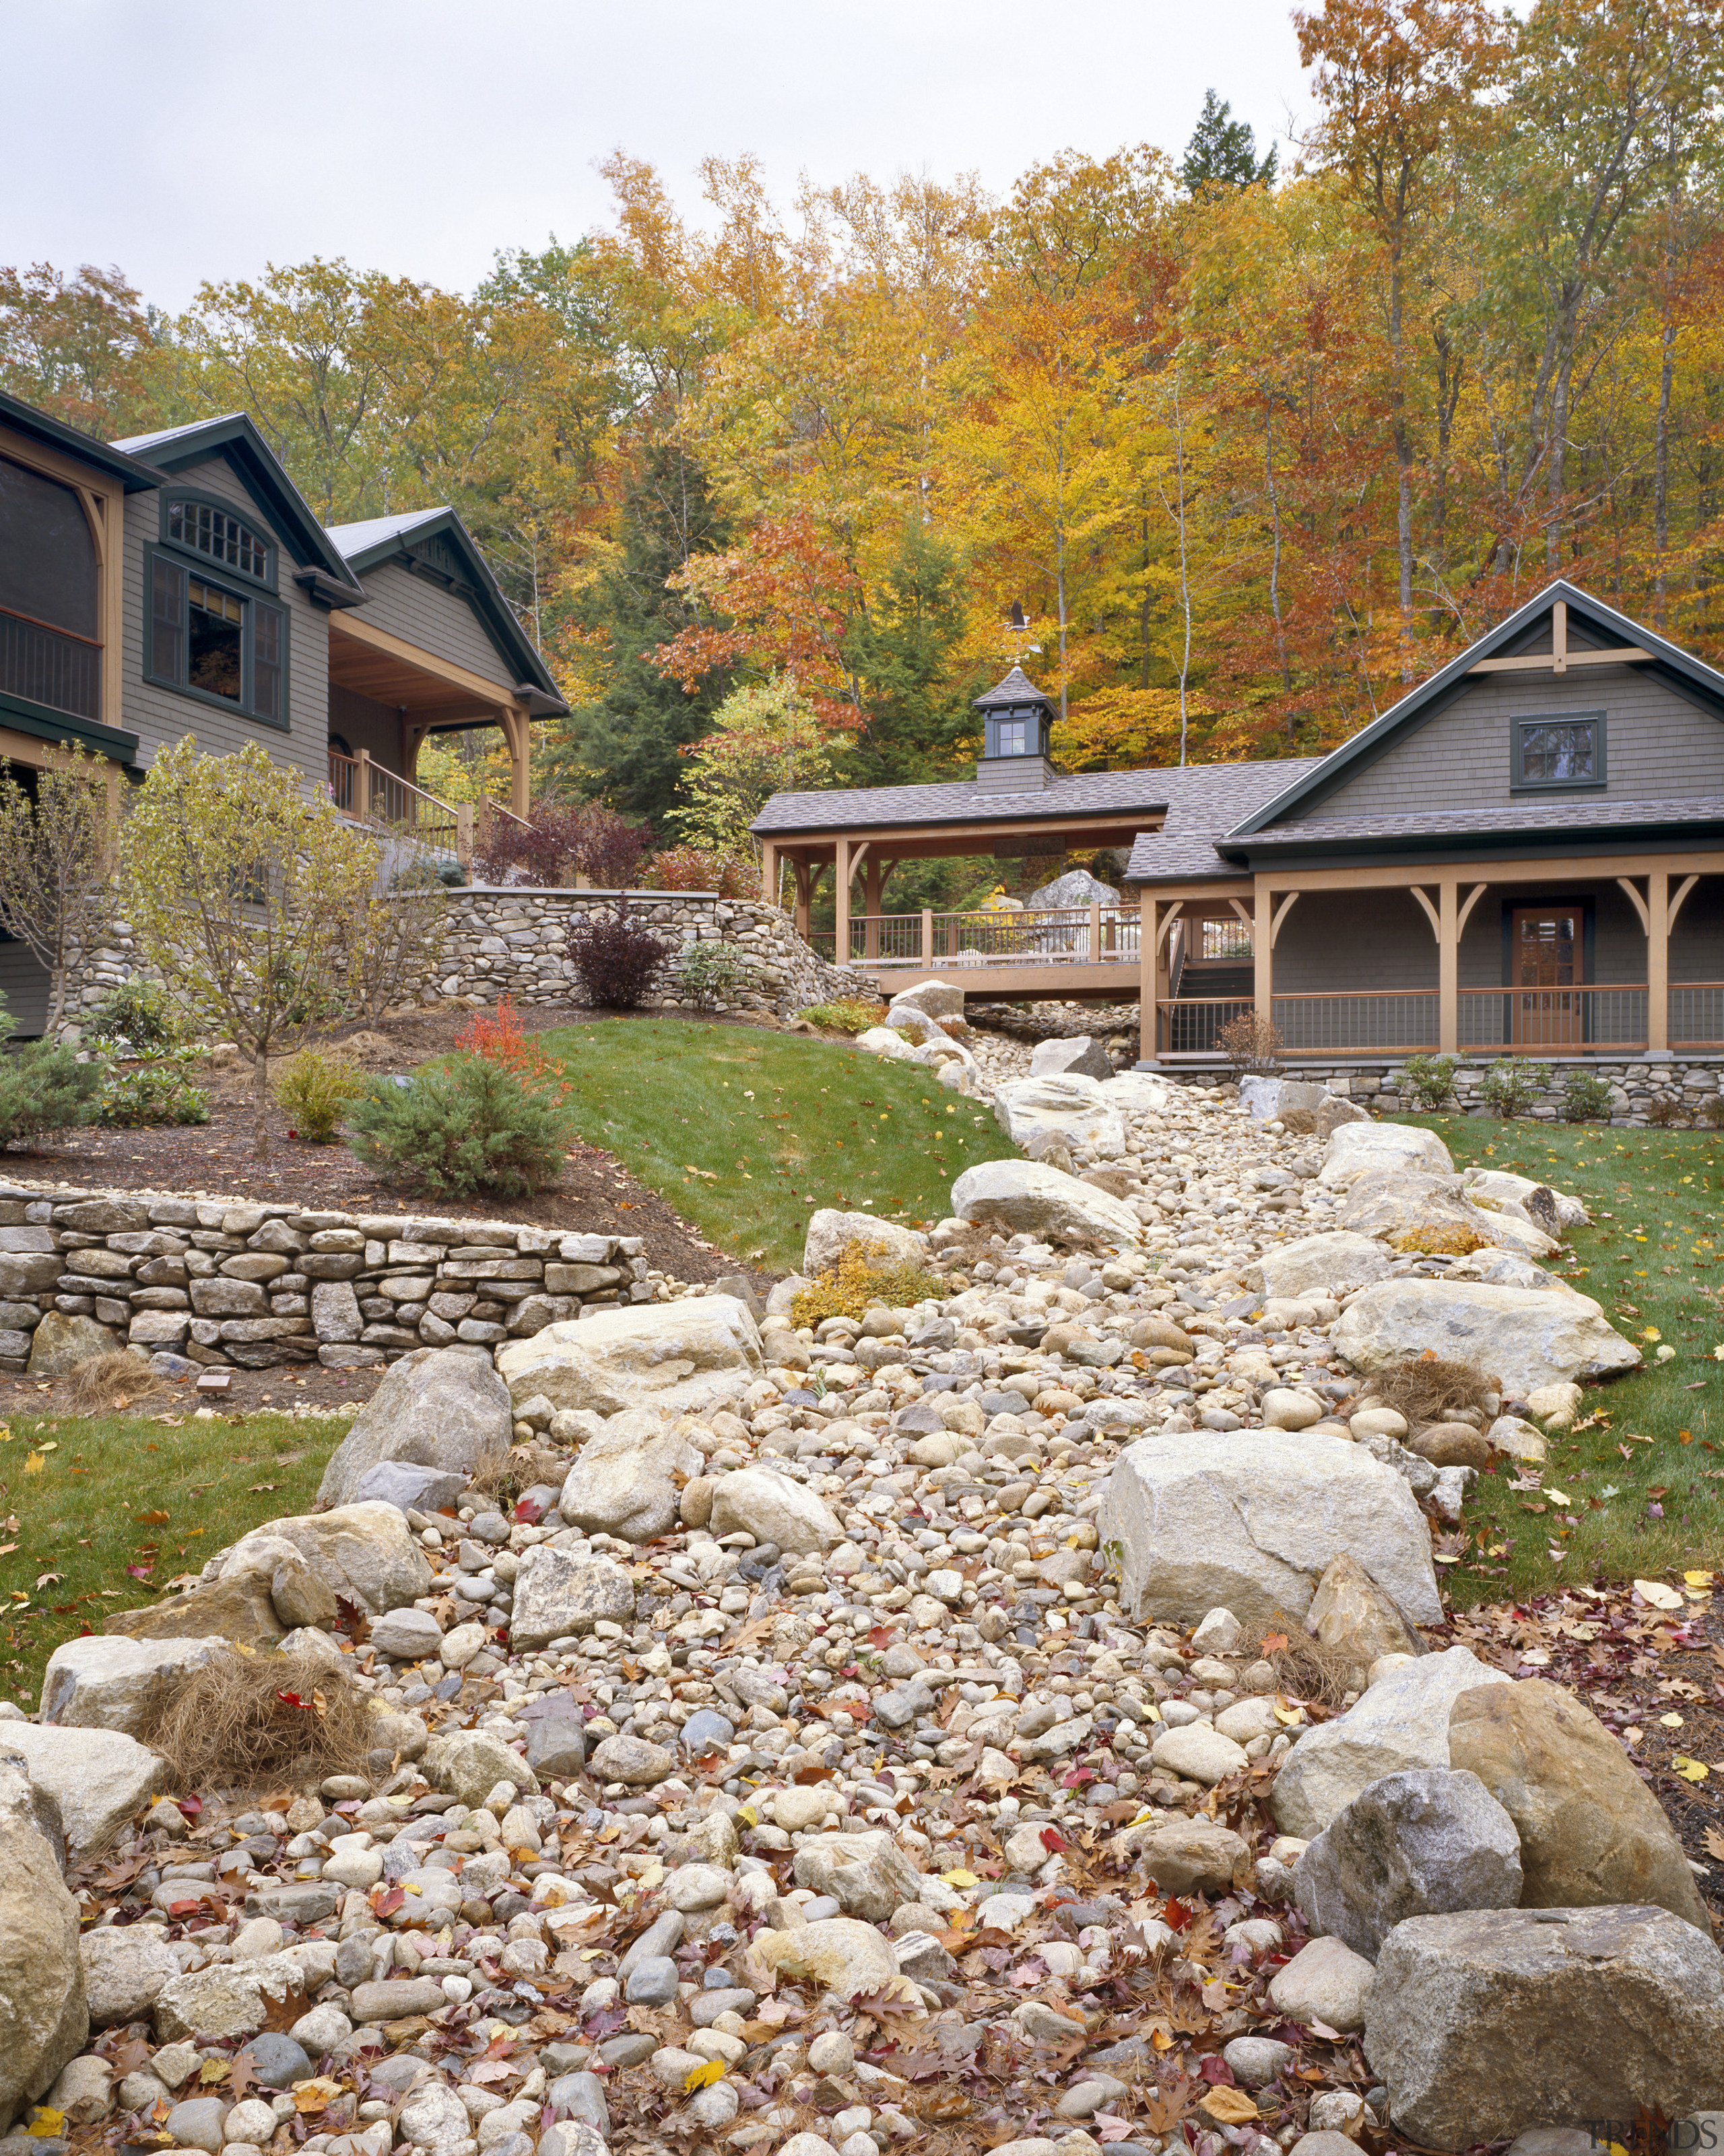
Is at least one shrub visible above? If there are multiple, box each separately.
[1698,1095,1724,1128]
[567,900,670,1009]
[1218,1011,1284,1077]
[347,1055,572,1199]
[100,1047,208,1128]
[0,1037,102,1146]
[645,846,755,899]
[790,1241,944,1328]
[84,979,184,1057]
[1398,1053,1463,1112]
[675,940,748,1010]
[473,800,650,889]
[1476,1057,1551,1119]
[797,998,888,1034]
[274,1050,363,1142]
[1562,1069,1618,1123]
[454,995,569,1097]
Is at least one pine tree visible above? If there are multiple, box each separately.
[1181,90,1278,193]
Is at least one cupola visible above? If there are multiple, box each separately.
[972,663,1056,792]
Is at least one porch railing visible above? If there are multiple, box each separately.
[1152,983,1680,1057]
[1669,983,1724,1048]
[811,904,1142,970]
[0,604,100,721]
[1275,989,1440,1052]
[1458,985,1647,1051]
[329,748,461,850]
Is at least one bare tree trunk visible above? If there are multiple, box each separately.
[253,1049,271,1163]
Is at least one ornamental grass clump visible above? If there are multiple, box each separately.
[789,1240,943,1327]
[136,1645,376,1792]
[1360,1351,1495,1427]
[346,1054,572,1199]
[274,1050,364,1143]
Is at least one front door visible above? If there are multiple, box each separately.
[1512,905,1582,1047]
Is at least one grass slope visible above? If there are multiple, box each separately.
[1393,1114,1724,1608]
[0,1409,341,1708]
[540,1021,1012,1274]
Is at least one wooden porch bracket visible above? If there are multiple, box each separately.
[1410,886,1440,940]
[1269,891,1300,948]
[1671,873,1701,931]
[1457,882,1489,939]
[1616,876,1651,934]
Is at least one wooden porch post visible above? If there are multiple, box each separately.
[1140,893,1156,1063]
[921,908,933,966]
[1089,897,1102,965]
[835,839,851,967]
[760,839,778,908]
[1649,870,1669,1051]
[1438,878,1459,1056]
[793,861,814,942]
[455,804,473,870]
[356,747,372,820]
[1253,877,1273,1023]
[863,855,882,960]
[498,706,532,818]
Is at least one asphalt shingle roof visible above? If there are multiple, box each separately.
[1123,759,1323,882]
[1232,794,1724,851]
[752,765,1178,836]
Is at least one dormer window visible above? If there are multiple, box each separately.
[167,497,269,583]
[985,705,1047,759]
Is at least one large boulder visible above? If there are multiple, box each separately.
[1319,1122,1454,1188]
[1447,1678,1714,1934]
[208,1503,432,1615]
[1098,1429,1440,1638]
[752,1917,908,2003]
[887,979,966,1020]
[104,1571,284,1649]
[1364,1905,1724,2148]
[792,1831,923,1921]
[951,1159,1141,1247]
[28,1311,117,1376]
[1025,868,1119,909]
[992,1074,1125,1158]
[1239,1076,1335,1124]
[803,1210,927,1278]
[0,1724,163,1862]
[509,1548,636,1647]
[315,1347,512,1508]
[81,1928,180,2026]
[1100,1073,1171,1115]
[1464,1166,1589,1229]
[1269,1646,1512,1839]
[1339,1171,1558,1258]
[558,1411,701,1544]
[497,1295,764,1418]
[422,1729,538,1808]
[152,1954,310,2044]
[1246,1232,1391,1301]
[0,1755,87,2125]
[1333,1280,1640,1395]
[39,1633,228,1736]
[1028,1036,1113,1082]
[1293,1768,1523,1961]
[709,1466,842,1555]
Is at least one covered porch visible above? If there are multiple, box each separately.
[1136,856,1724,1064]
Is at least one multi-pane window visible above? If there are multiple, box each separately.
[1515,714,1603,789]
[167,498,268,581]
[148,554,286,727]
[996,719,1028,756]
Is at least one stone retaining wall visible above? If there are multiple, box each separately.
[1145,1054,1724,1124]
[0,1183,656,1378]
[432,888,875,1020]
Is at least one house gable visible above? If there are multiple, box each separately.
[1234,582,1724,835]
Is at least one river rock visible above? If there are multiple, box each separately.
[1247,1232,1391,1301]
[1098,1427,1440,1636]
[1364,1905,1724,2147]
[1116,1817,1248,1894]
[1269,1646,1512,1839]
[1150,1722,1251,1785]
[557,1412,700,1544]
[1266,1934,1375,2032]
[509,1548,636,1647]
[208,1503,433,1614]
[993,1072,1127,1158]
[708,1466,843,1555]
[366,1607,444,1662]
[1332,1280,1640,1396]
[1029,1035,1113,1082]
[422,1730,538,1808]
[81,1928,180,2025]
[793,1831,923,1920]
[1319,1123,1455,1188]
[498,1295,764,1418]
[316,1347,512,1507]
[753,1917,906,2002]
[951,1158,1142,1246]
[1294,1767,1523,1960]
[803,1210,928,1276]
[0,1755,87,2124]
[1447,1678,1714,1934]
[152,1955,308,2044]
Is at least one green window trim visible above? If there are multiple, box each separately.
[158,489,277,591]
[1511,710,1606,794]
[143,545,291,733]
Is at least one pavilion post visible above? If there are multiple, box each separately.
[921,908,933,967]
[1089,898,1101,965]
[835,838,851,967]
[864,854,882,960]
[1649,871,1669,1052]
[1139,894,1156,1062]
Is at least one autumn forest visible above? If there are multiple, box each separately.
[7,0,1724,855]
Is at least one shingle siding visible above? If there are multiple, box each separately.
[328,684,402,774]
[351,560,517,695]
[1303,665,1724,818]
[120,454,329,783]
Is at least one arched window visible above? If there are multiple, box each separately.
[166,496,269,581]
[0,456,100,719]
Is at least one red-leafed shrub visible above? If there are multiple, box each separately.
[567,900,671,1009]
[643,845,756,899]
[473,801,650,890]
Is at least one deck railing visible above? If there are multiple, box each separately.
[1458,985,1648,1051]
[328,749,531,868]
[811,904,1142,969]
[0,605,100,721]
[1154,984,1675,1057]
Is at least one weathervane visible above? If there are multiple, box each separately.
[1004,599,1040,665]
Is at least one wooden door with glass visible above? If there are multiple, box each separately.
[1511,905,1582,1047]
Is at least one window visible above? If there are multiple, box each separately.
[0,456,100,720]
[147,549,288,728]
[1514,713,1604,791]
[996,719,1028,756]
[166,498,269,582]
[1201,915,1253,960]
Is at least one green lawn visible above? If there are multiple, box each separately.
[540,1022,1014,1274]
[0,1410,343,1710]
[1391,1113,1724,1608]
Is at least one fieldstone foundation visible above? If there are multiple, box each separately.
[1140,1055,1724,1125]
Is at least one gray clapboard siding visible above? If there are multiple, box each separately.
[1304,664,1724,818]
[0,940,49,1037]
[329,685,403,775]
[347,560,517,696]
[119,456,329,785]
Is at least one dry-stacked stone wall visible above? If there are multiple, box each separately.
[0,1183,653,1377]
[1148,1055,1724,1123]
[434,888,875,1018]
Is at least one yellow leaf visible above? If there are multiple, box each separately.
[1684,1570,1715,1588]
[1672,1757,1711,1782]
[737,1805,758,1827]
[1634,1578,1684,1610]
[1149,2028,1174,2052]
[1272,1704,1303,1726]
[293,2078,342,2114]
[22,1453,43,1474]
[26,2110,65,2138]
[941,1868,979,1888]
[1199,2087,1260,2125]
[35,1440,55,1452]
[1660,1713,1685,1728]
[1543,1488,1570,1505]
[683,2059,725,2092]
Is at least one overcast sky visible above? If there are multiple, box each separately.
[8,0,1311,309]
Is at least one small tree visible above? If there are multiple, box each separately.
[1217,1010,1284,1077]
[671,676,840,865]
[0,744,120,1033]
[119,738,378,1158]
[340,859,449,1026]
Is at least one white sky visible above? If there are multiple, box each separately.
[8,0,1311,308]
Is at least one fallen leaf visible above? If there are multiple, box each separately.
[136,1509,170,1526]
[1634,1579,1684,1611]
[22,1453,43,1474]
[1199,2087,1259,2125]
[683,2060,725,2092]
[1671,1757,1711,1782]
[25,2111,64,2139]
